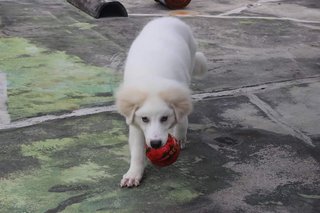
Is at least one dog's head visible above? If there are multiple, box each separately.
[116,84,192,148]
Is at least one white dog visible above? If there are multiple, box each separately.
[116,17,207,187]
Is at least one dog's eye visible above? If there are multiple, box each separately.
[160,116,168,122]
[142,117,149,123]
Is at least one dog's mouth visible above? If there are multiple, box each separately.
[145,139,166,149]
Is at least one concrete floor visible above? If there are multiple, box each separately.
[0,0,320,212]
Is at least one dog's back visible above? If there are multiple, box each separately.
[124,17,197,86]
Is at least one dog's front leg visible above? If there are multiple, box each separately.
[120,125,145,187]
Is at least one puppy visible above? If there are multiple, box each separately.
[116,17,207,187]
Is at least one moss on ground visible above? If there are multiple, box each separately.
[0,117,210,212]
[0,37,120,120]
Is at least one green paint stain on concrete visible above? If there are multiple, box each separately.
[169,188,200,202]
[239,20,256,25]
[164,181,201,203]
[61,162,113,183]
[21,138,74,161]
[0,116,211,212]
[0,169,70,213]
[1,123,128,212]
[0,37,121,120]
[298,194,320,199]
[69,22,97,30]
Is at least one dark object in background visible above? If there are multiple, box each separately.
[155,0,191,9]
[67,0,128,18]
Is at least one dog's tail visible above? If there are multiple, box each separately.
[193,52,208,76]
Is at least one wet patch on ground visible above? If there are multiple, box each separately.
[245,183,320,213]
[185,96,320,212]
[188,127,320,213]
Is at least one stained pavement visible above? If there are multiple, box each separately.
[0,0,320,212]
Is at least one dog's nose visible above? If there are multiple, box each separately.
[150,140,162,149]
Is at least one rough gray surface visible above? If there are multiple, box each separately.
[0,0,320,212]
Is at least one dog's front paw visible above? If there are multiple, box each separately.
[120,169,143,188]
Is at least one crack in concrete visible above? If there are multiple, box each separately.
[0,105,116,130]
[0,73,10,125]
[192,76,320,101]
[1,76,319,131]
[216,0,280,17]
[247,93,315,147]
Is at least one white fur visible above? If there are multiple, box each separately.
[116,17,207,187]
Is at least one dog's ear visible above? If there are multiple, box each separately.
[160,86,193,122]
[115,85,147,124]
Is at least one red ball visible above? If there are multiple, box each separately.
[146,134,181,167]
